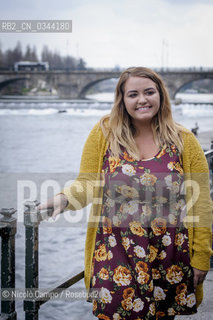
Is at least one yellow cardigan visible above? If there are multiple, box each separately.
[63,122,212,307]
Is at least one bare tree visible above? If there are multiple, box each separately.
[13,41,23,62]
[1,42,87,70]
[24,44,38,61]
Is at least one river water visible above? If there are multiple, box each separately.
[0,93,213,319]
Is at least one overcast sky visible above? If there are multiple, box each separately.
[1,0,213,69]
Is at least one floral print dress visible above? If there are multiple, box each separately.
[91,145,197,320]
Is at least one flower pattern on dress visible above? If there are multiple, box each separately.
[113,265,132,286]
[120,200,139,215]
[154,286,166,301]
[116,185,139,199]
[122,164,136,176]
[109,157,121,173]
[166,265,184,284]
[92,145,197,319]
[134,245,146,258]
[140,172,157,186]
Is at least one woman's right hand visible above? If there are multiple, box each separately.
[37,194,68,219]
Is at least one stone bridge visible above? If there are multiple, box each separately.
[0,69,213,99]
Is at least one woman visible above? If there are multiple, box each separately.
[39,67,212,319]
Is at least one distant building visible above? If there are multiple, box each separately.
[14,61,49,72]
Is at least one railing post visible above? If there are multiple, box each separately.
[23,201,40,320]
[211,139,213,150]
[0,208,17,320]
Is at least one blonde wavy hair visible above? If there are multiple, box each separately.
[100,66,186,159]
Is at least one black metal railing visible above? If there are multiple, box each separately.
[23,201,84,320]
[0,148,213,319]
[0,209,17,320]
[0,202,84,320]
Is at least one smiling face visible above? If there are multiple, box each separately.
[123,76,160,128]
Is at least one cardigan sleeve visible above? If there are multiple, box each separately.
[186,132,213,270]
[62,122,103,211]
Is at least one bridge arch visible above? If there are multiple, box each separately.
[79,76,119,98]
[162,72,213,99]
[173,77,213,97]
[0,77,29,92]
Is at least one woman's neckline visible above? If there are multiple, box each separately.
[139,155,156,161]
[138,147,163,162]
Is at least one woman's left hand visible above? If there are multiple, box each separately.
[193,267,208,287]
